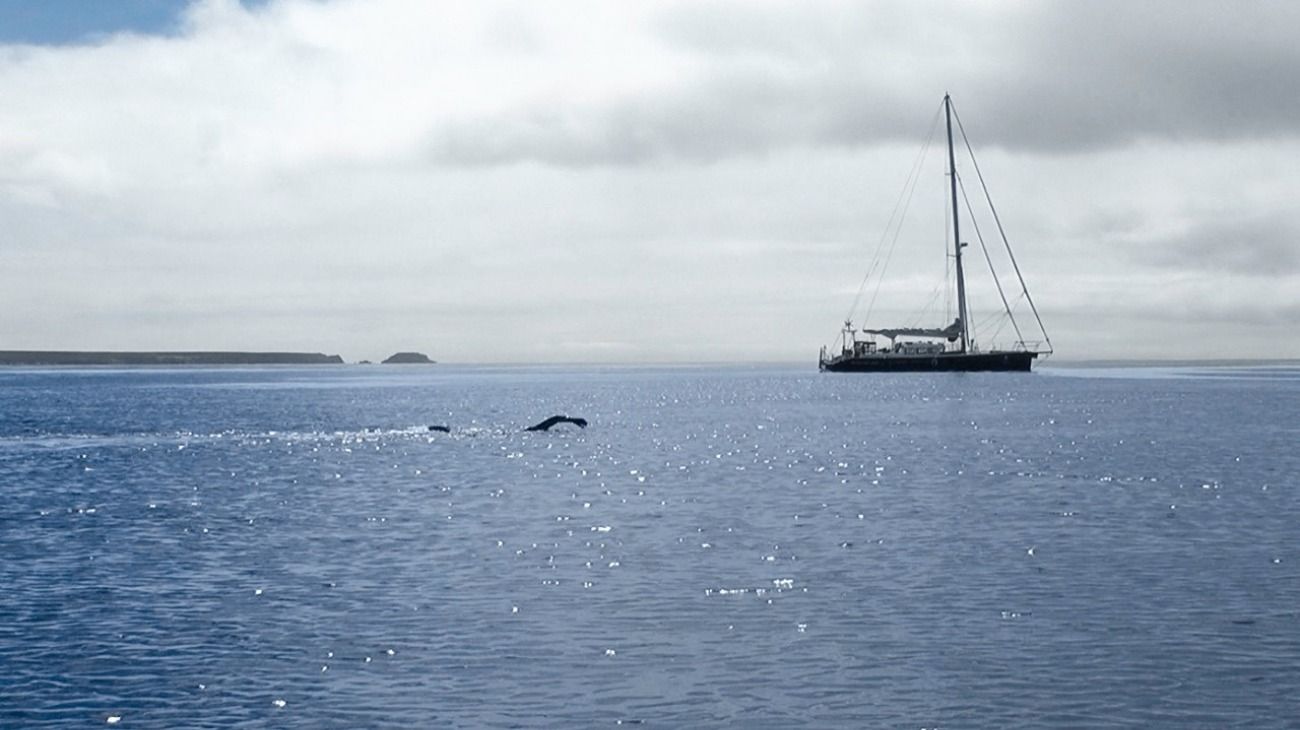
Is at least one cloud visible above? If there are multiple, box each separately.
[5,0,1299,187]
[1130,212,1300,276]
[0,0,1298,361]
[429,0,1300,167]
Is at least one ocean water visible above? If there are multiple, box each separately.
[1,364,1297,728]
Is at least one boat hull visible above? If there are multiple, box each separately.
[821,351,1037,373]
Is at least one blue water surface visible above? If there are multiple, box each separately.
[1,364,1297,728]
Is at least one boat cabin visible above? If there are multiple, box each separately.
[895,341,946,355]
[850,340,878,356]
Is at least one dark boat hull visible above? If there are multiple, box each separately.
[821,351,1037,373]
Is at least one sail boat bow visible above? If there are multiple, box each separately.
[819,94,1051,373]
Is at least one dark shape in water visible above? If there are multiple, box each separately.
[427,425,451,433]
[525,416,588,432]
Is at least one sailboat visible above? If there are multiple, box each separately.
[819,94,1052,373]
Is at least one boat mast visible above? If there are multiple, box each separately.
[944,94,970,353]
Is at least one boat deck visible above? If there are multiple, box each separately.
[820,351,1037,372]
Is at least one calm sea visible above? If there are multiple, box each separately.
[1,364,1297,728]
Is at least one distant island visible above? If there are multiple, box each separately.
[0,351,344,366]
[381,352,435,364]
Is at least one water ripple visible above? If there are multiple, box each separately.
[1,365,1297,726]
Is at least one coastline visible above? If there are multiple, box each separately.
[0,351,344,366]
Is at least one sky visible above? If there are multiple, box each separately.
[1,0,1297,363]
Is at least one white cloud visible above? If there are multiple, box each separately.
[0,0,1297,362]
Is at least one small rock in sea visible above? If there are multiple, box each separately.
[382,352,435,364]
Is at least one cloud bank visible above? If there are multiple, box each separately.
[1,0,1297,361]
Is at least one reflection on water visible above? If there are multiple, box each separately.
[1,365,1297,727]
[1044,361,1300,382]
